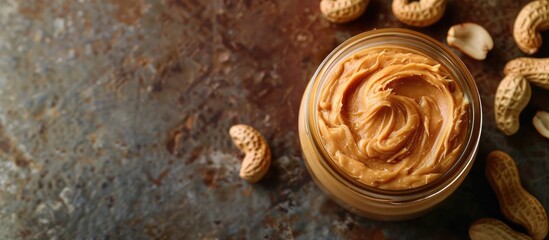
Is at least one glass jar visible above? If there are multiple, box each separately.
[298,28,482,220]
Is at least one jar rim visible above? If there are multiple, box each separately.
[303,28,482,202]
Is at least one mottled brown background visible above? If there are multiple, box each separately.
[0,0,547,239]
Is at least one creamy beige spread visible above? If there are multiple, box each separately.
[318,47,469,190]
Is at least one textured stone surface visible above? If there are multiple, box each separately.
[0,0,547,239]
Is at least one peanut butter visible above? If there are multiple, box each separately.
[317,47,469,190]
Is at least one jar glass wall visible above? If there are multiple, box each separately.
[298,28,482,220]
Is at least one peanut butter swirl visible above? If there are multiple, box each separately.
[318,47,469,190]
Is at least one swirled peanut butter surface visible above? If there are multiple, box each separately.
[318,47,469,190]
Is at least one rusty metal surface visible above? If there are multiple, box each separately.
[0,0,547,239]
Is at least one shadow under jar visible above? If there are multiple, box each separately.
[298,28,482,220]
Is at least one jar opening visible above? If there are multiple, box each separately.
[305,28,482,200]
